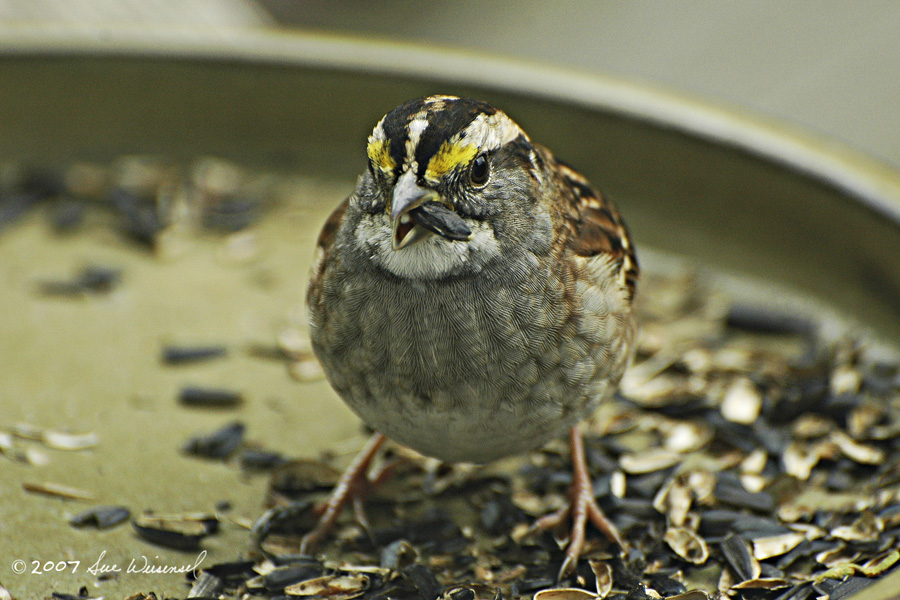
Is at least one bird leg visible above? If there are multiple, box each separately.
[300,432,386,553]
[529,424,625,580]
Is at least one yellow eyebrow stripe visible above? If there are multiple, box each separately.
[424,141,478,182]
[367,138,396,172]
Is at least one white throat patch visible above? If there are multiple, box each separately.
[355,212,499,280]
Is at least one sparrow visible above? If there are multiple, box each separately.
[304,95,638,577]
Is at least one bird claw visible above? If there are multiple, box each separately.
[528,426,625,581]
[299,433,386,554]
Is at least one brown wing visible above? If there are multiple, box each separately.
[307,197,349,309]
[315,197,349,251]
[553,158,639,300]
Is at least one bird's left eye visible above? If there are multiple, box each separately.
[469,153,490,186]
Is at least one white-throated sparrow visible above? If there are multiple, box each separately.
[305,95,639,577]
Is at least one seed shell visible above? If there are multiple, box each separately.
[284,573,370,599]
[533,588,598,600]
[22,481,95,501]
[132,513,218,551]
[178,386,244,408]
[664,527,709,565]
[181,421,245,459]
[70,505,131,529]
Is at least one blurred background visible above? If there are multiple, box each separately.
[2,0,898,170]
[3,4,900,599]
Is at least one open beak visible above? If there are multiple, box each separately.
[390,170,472,250]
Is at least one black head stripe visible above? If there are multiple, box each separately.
[414,99,497,179]
[379,99,427,176]
[377,96,507,180]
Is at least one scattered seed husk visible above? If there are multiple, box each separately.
[731,577,791,591]
[47,591,103,600]
[815,543,859,568]
[589,559,613,598]
[781,440,826,481]
[791,414,835,439]
[846,402,884,439]
[813,549,900,584]
[878,504,900,528]
[285,573,370,599]
[620,449,681,474]
[70,505,131,529]
[22,481,95,501]
[181,421,245,459]
[41,429,99,451]
[178,386,244,408]
[10,422,45,440]
[78,265,122,293]
[740,473,767,494]
[533,588,598,600]
[37,265,122,297]
[830,365,861,395]
[619,373,687,408]
[200,559,257,582]
[161,345,228,365]
[132,513,218,551]
[0,431,26,462]
[751,532,806,560]
[724,303,815,337]
[713,474,774,512]
[827,577,872,600]
[830,511,884,542]
[402,564,443,600]
[289,358,326,382]
[440,584,502,600]
[740,448,768,476]
[653,472,694,527]
[241,448,288,470]
[123,592,159,600]
[610,470,627,498]
[664,527,709,564]
[663,592,710,600]
[260,561,326,591]
[381,539,419,570]
[734,516,794,540]
[187,571,223,598]
[25,446,51,466]
[278,327,313,358]
[251,501,317,544]
[829,430,885,465]
[719,377,762,425]
[860,549,900,576]
[251,342,303,365]
[662,421,711,454]
[721,534,761,582]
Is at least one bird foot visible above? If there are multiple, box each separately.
[529,426,625,580]
[300,433,386,554]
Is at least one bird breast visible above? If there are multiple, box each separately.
[308,249,633,464]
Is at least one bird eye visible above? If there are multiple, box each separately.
[469,153,490,186]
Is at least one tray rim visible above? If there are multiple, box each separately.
[1,24,898,226]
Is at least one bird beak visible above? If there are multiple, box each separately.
[390,170,438,250]
[389,170,472,250]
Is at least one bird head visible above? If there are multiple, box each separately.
[351,96,552,279]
